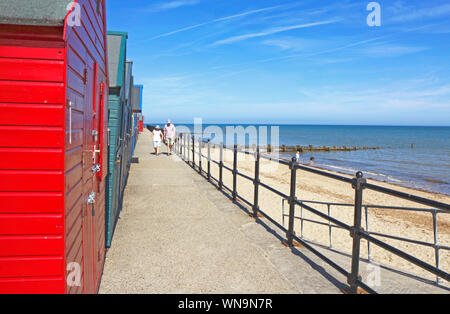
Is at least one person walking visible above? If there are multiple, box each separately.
[164,120,176,156]
[152,125,163,156]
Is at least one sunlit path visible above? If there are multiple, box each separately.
[99,129,448,294]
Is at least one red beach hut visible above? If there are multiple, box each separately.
[0,0,108,293]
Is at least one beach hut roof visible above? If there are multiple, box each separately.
[107,31,128,88]
[0,0,74,26]
[131,85,143,112]
[124,60,134,102]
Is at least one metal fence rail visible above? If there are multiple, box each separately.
[281,199,449,284]
[174,133,450,294]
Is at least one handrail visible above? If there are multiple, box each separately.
[174,133,450,293]
[363,182,450,212]
[281,199,449,283]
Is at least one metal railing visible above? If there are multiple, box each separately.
[281,199,449,284]
[174,133,450,294]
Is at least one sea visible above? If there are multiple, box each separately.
[148,124,450,195]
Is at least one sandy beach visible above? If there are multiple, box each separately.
[191,143,450,285]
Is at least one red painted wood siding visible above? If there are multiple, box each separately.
[0,0,108,295]
[64,0,108,294]
[0,26,66,294]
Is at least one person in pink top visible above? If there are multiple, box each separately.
[164,120,176,156]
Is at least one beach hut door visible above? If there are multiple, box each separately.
[81,60,96,294]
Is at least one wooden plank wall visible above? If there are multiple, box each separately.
[64,0,108,294]
[0,26,66,294]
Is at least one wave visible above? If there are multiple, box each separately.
[316,163,403,184]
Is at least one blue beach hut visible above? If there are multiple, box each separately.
[105,31,128,247]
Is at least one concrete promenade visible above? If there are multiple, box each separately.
[99,129,448,294]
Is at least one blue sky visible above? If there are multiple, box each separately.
[107,0,450,126]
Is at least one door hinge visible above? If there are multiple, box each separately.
[67,101,72,144]
[82,151,85,169]
[83,68,88,84]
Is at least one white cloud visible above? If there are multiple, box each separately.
[390,3,450,23]
[150,5,286,40]
[252,23,435,65]
[296,79,450,111]
[148,0,201,13]
[425,25,450,34]
[314,57,354,64]
[210,20,339,46]
[262,37,333,52]
[361,44,429,57]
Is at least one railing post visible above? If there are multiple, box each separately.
[207,140,211,181]
[185,134,188,161]
[175,134,178,154]
[252,146,260,217]
[184,134,188,161]
[286,157,297,246]
[232,144,238,201]
[365,206,371,261]
[432,211,440,284]
[300,202,304,238]
[328,204,332,249]
[192,135,195,168]
[348,171,366,294]
[219,142,223,190]
[181,134,184,158]
[198,137,202,174]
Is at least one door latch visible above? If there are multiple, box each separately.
[92,164,101,174]
[87,192,96,204]
[87,192,96,216]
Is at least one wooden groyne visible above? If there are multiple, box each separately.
[229,144,381,153]
[147,127,381,153]
[274,145,380,153]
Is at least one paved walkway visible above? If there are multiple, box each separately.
[99,129,449,294]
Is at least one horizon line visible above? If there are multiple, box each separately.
[145,122,450,127]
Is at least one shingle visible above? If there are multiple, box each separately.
[107,34,122,87]
[107,32,128,88]
[124,60,133,101]
[0,0,75,26]
[131,86,142,112]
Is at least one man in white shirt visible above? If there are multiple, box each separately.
[164,120,176,156]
